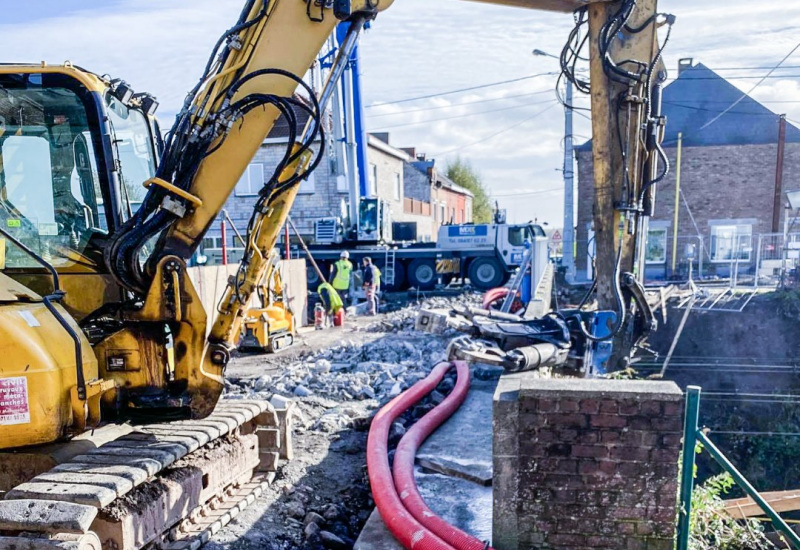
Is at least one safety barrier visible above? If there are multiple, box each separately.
[677,386,800,549]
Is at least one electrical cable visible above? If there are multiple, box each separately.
[365,72,559,108]
[697,40,800,132]
[366,89,555,118]
[429,102,559,157]
[372,98,556,130]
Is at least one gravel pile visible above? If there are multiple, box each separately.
[227,336,447,406]
[360,292,484,333]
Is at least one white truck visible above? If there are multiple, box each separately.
[304,218,548,291]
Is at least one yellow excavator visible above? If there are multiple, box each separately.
[239,250,296,353]
[0,0,669,547]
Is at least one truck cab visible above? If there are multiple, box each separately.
[436,222,547,289]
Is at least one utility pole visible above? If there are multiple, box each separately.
[532,48,575,282]
[562,77,576,282]
[772,114,787,233]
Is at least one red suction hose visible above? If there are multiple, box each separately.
[367,362,457,550]
[367,361,494,550]
[393,361,493,550]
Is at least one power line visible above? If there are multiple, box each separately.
[429,102,560,157]
[698,40,800,132]
[372,99,557,131]
[366,89,555,118]
[365,72,558,108]
[712,65,800,71]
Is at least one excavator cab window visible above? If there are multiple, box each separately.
[105,93,156,221]
[0,72,111,268]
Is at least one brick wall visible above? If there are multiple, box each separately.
[494,376,683,550]
[575,142,800,278]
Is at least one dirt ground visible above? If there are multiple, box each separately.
[206,294,462,550]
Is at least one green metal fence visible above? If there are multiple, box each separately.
[677,386,800,549]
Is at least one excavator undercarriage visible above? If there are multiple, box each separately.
[0,398,294,550]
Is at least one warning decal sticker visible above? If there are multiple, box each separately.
[0,377,30,425]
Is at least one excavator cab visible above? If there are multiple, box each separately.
[0,65,176,447]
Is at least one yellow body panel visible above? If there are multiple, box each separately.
[0,276,98,449]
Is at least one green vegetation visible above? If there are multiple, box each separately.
[689,473,776,550]
[445,156,492,224]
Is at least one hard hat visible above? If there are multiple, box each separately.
[340,251,350,259]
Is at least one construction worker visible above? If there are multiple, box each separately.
[362,256,379,315]
[330,251,353,305]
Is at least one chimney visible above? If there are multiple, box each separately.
[678,58,694,76]
[401,147,416,158]
[416,153,427,161]
[372,132,390,144]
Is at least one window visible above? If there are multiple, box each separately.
[106,93,157,218]
[710,223,752,262]
[393,173,401,201]
[646,228,668,264]
[0,76,109,268]
[508,226,526,246]
[369,163,378,196]
[441,204,446,223]
[235,164,264,196]
[299,172,315,194]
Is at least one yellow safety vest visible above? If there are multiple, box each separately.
[332,259,352,290]
[374,266,382,286]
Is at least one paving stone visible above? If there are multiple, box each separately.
[0,500,98,533]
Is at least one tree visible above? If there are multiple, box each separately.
[445,156,493,224]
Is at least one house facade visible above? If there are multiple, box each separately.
[204,127,472,261]
[575,59,800,281]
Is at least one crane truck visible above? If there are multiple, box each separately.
[0,0,669,547]
[308,209,549,291]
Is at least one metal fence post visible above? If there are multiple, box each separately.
[677,386,701,550]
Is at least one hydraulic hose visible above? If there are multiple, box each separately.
[367,362,457,550]
[392,361,494,550]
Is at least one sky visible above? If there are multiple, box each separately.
[2,1,800,225]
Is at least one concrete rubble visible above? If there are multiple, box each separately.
[207,291,486,550]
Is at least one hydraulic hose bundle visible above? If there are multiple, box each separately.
[106,0,325,297]
[367,361,495,550]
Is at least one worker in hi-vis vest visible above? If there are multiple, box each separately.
[330,250,353,305]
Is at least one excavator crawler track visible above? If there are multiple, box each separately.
[0,398,294,550]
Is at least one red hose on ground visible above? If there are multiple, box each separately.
[367,362,457,550]
[393,361,494,550]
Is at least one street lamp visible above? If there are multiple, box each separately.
[533,47,576,282]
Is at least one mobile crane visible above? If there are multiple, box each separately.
[0,0,669,547]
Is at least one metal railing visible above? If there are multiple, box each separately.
[574,232,800,288]
[677,386,800,549]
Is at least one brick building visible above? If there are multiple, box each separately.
[205,122,473,260]
[402,151,474,236]
[576,59,800,281]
